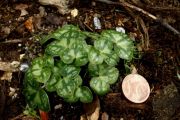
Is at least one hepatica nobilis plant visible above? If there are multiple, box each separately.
[23,25,135,112]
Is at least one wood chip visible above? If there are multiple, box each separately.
[101,112,109,120]
[24,17,34,32]
[83,96,100,120]
[0,71,12,81]
[0,61,19,72]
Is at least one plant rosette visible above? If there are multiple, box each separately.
[122,66,150,103]
[23,24,135,112]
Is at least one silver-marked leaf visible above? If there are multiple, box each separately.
[90,76,110,95]
[94,37,113,54]
[73,41,89,66]
[64,94,78,103]
[88,47,104,65]
[56,77,77,98]
[36,89,50,111]
[101,30,134,60]
[104,52,119,66]
[57,61,80,78]
[104,67,119,84]
[75,86,93,103]
[31,56,52,83]
[45,67,62,92]
[31,67,51,83]
[61,48,75,64]
[45,39,67,56]
[25,87,50,112]
[73,75,83,86]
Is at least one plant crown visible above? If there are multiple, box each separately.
[23,25,135,111]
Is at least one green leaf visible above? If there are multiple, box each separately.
[64,94,78,103]
[57,61,80,78]
[30,56,53,83]
[44,25,88,66]
[75,86,93,103]
[45,67,62,92]
[88,47,104,64]
[31,67,51,83]
[23,84,50,111]
[73,40,89,66]
[44,55,54,67]
[23,81,39,102]
[94,37,113,54]
[101,30,134,60]
[104,52,119,66]
[60,48,75,64]
[104,67,119,84]
[45,38,68,56]
[36,89,50,111]
[73,75,83,86]
[46,37,88,66]
[88,64,119,95]
[56,77,77,98]
[88,63,101,76]
[90,77,110,95]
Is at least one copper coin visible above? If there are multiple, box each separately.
[122,74,150,103]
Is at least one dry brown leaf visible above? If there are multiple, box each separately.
[14,4,29,16]
[24,17,34,32]
[0,71,12,81]
[101,112,109,120]
[39,0,71,14]
[10,114,36,120]
[83,96,100,120]
[0,61,19,72]
[80,115,87,120]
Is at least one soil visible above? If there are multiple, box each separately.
[0,0,180,120]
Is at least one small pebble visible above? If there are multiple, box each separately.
[116,27,125,33]
[54,104,62,110]
[93,16,101,29]
[20,63,29,72]
[71,8,78,18]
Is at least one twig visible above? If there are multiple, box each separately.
[0,39,23,43]
[95,0,180,36]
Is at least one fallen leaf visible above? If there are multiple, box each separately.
[83,96,100,120]
[101,112,109,120]
[24,17,34,32]
[33,7,46,30]
[10,114,36,120]
[14,4,29,16]
[71,8,78,18]
[39,0,71,14]
[80,115,87,120]
[0,71,12,81]
[0,61,19,72]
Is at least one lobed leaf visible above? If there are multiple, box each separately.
[90,77,110,95]
[75,86,93,103]
[57,61,80,78]
[88,47,104,65]
[88,64,119,95]
[24,84,50,112]
[45,67,62,92]
[101,30,134,60]
[30,56,53,83]
[56,75,82,100]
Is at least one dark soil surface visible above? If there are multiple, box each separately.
[0,0,180,120]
